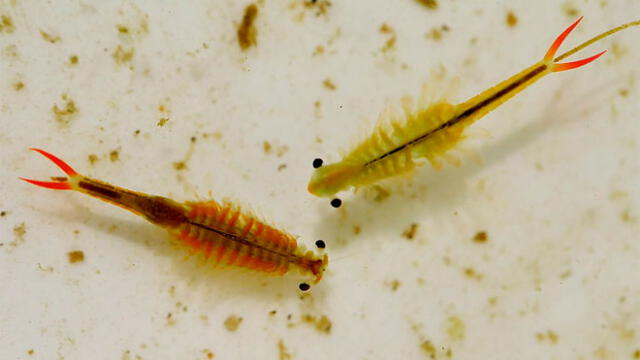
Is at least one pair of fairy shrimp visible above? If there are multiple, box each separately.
[22,18,640,290]
[308,17,640,207]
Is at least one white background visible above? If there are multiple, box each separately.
[1,0,640,359]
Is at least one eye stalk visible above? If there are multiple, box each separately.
[312,158,323,168]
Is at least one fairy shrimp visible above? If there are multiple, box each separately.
[20,148,328,291]
[308,17,640,206]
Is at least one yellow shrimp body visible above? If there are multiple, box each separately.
[308,17,639,199]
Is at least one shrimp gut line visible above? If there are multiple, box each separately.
[66,171,297,259]
[364,64,548,166]
[78,175,295,259]
[185,220,297,260]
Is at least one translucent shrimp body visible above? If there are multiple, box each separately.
[308,18,640,199]
[21,148,327,289]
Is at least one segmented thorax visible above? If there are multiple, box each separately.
[308,79,467,197]
[343,100,460,186]
[175,200,326,282]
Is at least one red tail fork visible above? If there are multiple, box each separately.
[20,148,78,190]
[544,17,607,72]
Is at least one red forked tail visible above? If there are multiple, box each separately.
[20,148,78,190]
[543,17,606,72]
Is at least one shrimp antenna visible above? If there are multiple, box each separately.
[19,148,78,190]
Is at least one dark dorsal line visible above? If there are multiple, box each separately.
[78,180,121,199]
[186,220,295,260]
[364,64,548,166]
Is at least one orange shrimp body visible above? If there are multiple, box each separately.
[21,148,327,289]
[308,17,640,200]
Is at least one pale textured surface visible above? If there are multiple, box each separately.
[1,1,640,359]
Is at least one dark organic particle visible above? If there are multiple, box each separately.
[67,250,85,263]
[473,231,488,243]
[237,4,258,50]
[416,0,438,10]
[506,11,518,27]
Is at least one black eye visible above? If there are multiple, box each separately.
[315,240,326,249]
[298,282,310,291]
[312,158,323,168]
[330,198,342,208]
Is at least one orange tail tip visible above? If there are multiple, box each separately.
[552,50,606,72]
[20,148,78,190]
[544,16,584,61]
[544,17,606,72]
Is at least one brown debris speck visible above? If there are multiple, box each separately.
[112,45,135,64]
[0,211,7,217]
[536,330,559,344]
[173,161,186,170]
[415,0,438,10]
[402,223,419,240]
[420,340,437,358]
[157,117,169,127]
[303,0,332,17]
[11,222,26,247]
[224,315,243,332]
[463,267,483,281]
[278,340,292,360]
[263,141,272,154]
[506,11,518,27]
[69,55,79,65]
[117,25,130,34]
[40,30,60,43]
[109,150,119,162]
[37,263,54,272]
[52,94,78,127]
[3,44,18,59]
[387,279,401,291]
[473,231,488,243]
[352,225,361,235]
[88,154,98,164]
[27,349,34,356]
[313,100,322,118]
[371,185,390,202]
[313,45,325,56]
[237,4,258,50]
[166,312,176,326]
[426,27,442,41]
[379,23,397,53]
[13,81,24,91]
[446,316,466,341]
[276,145,289,157]
[322,78,336,90]
[1,15,15,34]
[562,1,579,17]
[302,314,332,334]
[315,315,332,334]
[67,250,85,263]
[263,142,289,157]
